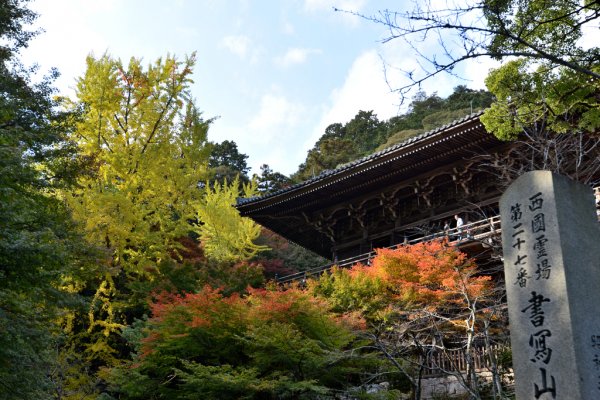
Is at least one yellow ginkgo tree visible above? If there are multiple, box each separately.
[196,178,268,263]
[68,53,211,275]
[69,51,267,276]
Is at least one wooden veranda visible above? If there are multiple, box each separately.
[275,214,502,284]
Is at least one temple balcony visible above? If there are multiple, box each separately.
[276,191,600,284]
[275,214,503,284]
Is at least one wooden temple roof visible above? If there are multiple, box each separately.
[237,113,506,257]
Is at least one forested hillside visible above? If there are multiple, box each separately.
[292,87,494,182]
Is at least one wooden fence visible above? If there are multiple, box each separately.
[419,344,508,377]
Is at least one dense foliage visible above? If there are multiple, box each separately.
[0,1,88,397]
[482,58,600,140]
[310,241,501,399]
[196,178,267,262]
[208,139,251,184]
[49,53,270,397]
[107,286,365,399]
[254,163,293,195]
[311,241,492,317]
[67,53,211,275]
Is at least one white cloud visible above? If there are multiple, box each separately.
[220,34,264,64]
[218,93,307,175]
[248,94,305,135]
[461,56,501,91]
[220,35,252,58]
[303,50,400,149]
[22,0,114,96]
[282,21,295,35]
[190,91,309,175]
[175,26,199,38]
[275,48,322,67]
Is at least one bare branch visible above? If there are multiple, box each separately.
[336,0,600,97]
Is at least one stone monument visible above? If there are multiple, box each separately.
[500,171,600,399]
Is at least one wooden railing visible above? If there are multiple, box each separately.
[277,190,600,285]
[276,215,502,284]
[420,344,508,377]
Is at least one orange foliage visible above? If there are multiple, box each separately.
[370,240,491,306]
[140,284,365,360]
[246,286,331,323]
[347,262,377,278]
[335,311,368,331]
[149,286,226,322]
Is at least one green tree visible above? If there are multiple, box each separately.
[477,0,600,144]
[321,122,345,141]
[0,0,85,397]
[481,58,600,139]
[294,137,357,181]
[293,110,384,180]
[343,110,386,155]
[60,53,203,391]
[479,58,600,185]
[445,85,494,111]
[208,139,250,184]
[375,128,423,151]
[350,1,600,184]
[380,87,493,141]
[254,164,292,195]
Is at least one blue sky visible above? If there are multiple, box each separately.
[23,0,496,175]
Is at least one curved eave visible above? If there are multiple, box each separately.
[238,113,499,217]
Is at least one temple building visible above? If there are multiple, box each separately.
[237,112,598,281]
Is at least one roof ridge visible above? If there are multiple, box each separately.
[236,111,484,206]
